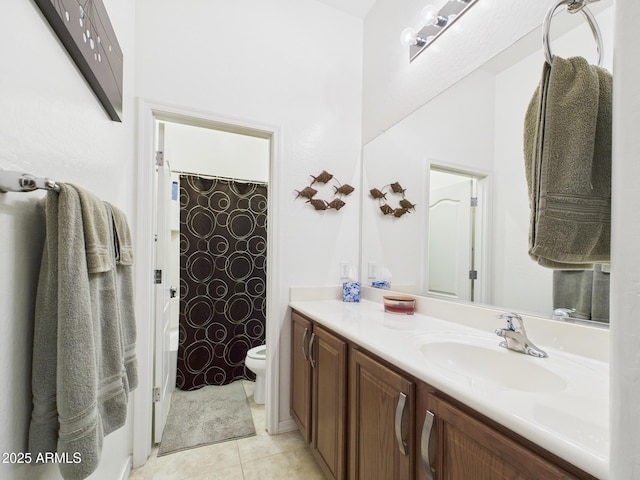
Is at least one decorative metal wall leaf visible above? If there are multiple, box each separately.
[295,170,355,212]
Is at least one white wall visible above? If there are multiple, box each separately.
[0,1,136,479]
[135,0,363,428]
[163,121,270,183]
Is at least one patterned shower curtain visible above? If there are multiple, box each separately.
[177,174,267,390]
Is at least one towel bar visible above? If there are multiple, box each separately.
[0,170,61,193]
[542,0,604,67]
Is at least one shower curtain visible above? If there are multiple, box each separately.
[177,174,267,390]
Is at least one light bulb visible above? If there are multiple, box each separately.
[419,5,438,26]
[400,27,418,47]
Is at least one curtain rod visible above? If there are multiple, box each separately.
[172,169,268,187]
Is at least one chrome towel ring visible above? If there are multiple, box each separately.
[542,0,604,67]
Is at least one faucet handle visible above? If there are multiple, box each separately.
[498,312,525,334]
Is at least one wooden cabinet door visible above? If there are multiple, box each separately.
[311,325,347,480]
[425,395,590,480]
[290,311,312,443]
[350,348,415,480]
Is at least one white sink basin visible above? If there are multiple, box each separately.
[415,333,567,393]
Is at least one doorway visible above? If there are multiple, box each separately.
[133,100,281,468]
[428,167,485,302]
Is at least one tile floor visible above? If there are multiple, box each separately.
[128,381,325,480]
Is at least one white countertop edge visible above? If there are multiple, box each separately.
[288,295,609,480]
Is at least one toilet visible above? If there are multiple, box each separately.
[245,345,267,404]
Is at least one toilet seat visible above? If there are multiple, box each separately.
[247,345,266,360]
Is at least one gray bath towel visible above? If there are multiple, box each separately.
[29,185,104,479]
[524,56,612,269]
[105,202,138,392]
[73,185,129,437]
[553,263,610,323]
[72,184,113,273]
[29,185,132,480]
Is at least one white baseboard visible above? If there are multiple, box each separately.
[119,456,133,479]
[278,418,298,433]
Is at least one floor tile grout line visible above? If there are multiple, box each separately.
[131,380,321,478]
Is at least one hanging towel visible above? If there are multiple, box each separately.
[72,184,129,437]
[523,56,612,269]
[73,185,113,273]
[553,263,610,322]
[29,185,104,479]
[29,185,133,480]
[105,202,138,393]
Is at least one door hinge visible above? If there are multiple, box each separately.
[469,270,478,280]
[154,269,162,284]
[470,197,478,207]
[152,387,161,403]
[155,150,164,167]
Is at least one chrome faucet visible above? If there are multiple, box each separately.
[551,307,575,320]
[495,312,548,358]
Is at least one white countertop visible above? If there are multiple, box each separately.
[289,293,609,480]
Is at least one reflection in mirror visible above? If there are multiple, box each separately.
[360,1,613,324]
[428,168,483,303]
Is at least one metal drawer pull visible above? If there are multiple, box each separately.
[395,392,408,456]
[301,328,309,361]
[421,410,436,480]
[309,333,317,368]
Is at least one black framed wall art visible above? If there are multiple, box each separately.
[34,0,124,121]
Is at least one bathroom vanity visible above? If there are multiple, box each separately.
[289,287,608,480]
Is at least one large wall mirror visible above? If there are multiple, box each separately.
[360,0,613,323]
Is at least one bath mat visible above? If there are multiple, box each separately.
[158,381,256,456]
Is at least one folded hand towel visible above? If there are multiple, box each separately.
[108,202,134,266]
[105,202,138,392]
[524,56,612,269]
[71,184,113,274]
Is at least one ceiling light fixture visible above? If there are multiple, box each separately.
[400,0,479,62]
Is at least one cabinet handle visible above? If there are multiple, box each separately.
[301,328,309,361]
[421,410,436,480]
[394,392,408,456]
[309,333,317,368]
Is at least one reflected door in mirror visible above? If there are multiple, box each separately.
[428,170,477,301]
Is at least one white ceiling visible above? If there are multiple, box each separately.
[314,0,377,18]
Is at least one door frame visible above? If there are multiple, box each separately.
[133,98,282,467]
